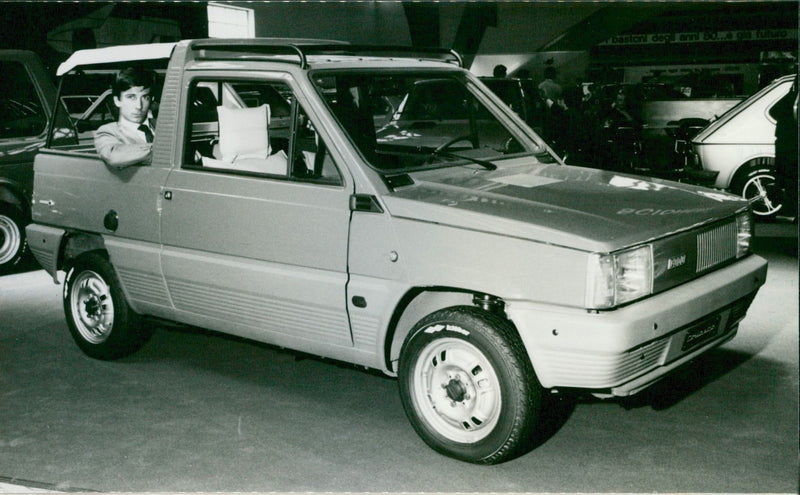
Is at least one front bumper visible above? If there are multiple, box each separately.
[506,254,767,396]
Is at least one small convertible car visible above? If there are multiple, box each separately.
[27,39,767,464]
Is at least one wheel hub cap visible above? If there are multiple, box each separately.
[411,337,501,443]
[84,296,101,318]
[0,215,21,265]
[744,174,781,216]
[444,376,468,402]
[70,270,115,344]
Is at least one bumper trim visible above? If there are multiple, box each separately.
[610,329,737,397]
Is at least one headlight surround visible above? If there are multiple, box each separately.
[586,245,654,309]
[736,211,752,258]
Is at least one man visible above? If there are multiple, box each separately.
[770,74,798,221]
[537,65,563,103]
[94,66,157,169]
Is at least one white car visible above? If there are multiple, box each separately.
[27,40,768,464]
[691,74,795,218]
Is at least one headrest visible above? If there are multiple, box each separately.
[217,104,271,162]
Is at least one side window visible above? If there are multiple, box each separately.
[50,69,164,151]
[71,90,117,137]
[184,78,342,185]
[0,61,47,139]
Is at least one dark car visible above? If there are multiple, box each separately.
[0,50,69,272]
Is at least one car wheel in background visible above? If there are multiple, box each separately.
[0,204,27,274]
[732,158,781,218]
[398,305,542,464]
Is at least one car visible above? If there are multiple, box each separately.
[27,39,766,464]
[594,82,688,115]
[594,83,742,179]
[689,74,795,218]
[0,50,74,273]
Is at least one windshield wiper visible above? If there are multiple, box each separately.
[428,149,497,170]
[533,149,558,164]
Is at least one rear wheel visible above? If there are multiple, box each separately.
[64,252,152,360]
[732,159,781,218]
[398,306,542,464]
[0,204,26,273]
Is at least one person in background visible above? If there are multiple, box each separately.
[602,88,640,130]
[94,66,157,169]
[598,87,643,171]
[493,64,507,78]
[770,74,798,222]
[538,65,563,104]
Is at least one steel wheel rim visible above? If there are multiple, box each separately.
[0,215,21,265]
[411,337,501,443]
[743,173,781,216]
[70,270,115,344]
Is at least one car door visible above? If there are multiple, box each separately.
[0,57,51,197]
[160,74,354,349]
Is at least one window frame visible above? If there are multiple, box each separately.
[308,68,547,175]
[0,60,49,141]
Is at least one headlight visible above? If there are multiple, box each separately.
[736,211,752,258]
[586,245,653,309]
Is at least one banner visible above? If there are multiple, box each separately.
[600,29,797,46]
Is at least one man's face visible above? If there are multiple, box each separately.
[114,86,151,125]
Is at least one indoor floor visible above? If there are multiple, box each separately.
[0,225,797,493]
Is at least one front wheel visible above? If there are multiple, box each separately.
[64,252,152,360]
[0,204,27,273]
[398,306,543,464]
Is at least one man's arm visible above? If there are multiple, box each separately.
[94,124,152,169]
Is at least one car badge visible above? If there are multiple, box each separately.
[667,254,687,270]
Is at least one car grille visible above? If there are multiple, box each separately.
[652,218,739,293]
[696,221,737,272]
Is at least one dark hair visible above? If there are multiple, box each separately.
[112,66,156,98]
[544,66,557,80]
[493,64,507,77]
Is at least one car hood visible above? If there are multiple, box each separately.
[382,159,746,252]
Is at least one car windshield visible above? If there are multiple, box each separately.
[311,71,552,173]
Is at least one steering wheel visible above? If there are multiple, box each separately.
[433,134,479,155]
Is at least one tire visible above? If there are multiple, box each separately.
[63,252,152,360]
[398,306,543,464]
[0,204,27,273]
[732,161,782,218]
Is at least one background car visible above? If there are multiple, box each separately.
[690,74,795,218]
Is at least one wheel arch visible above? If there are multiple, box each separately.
[383,286,520,375]
[61,232,107,273]
[0,181,31,219]
[729,155,776,193]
